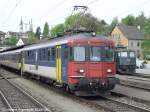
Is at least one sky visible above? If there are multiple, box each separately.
[0,0,150,32]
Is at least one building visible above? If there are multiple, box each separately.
[111,24,144,58]
[20,32,29,38]
[5,31,20,39]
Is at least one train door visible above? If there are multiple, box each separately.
[56,46,62,83]
[35,50,38,70]
[61,45,68,83]
[21,51,25,76]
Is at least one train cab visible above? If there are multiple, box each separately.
[64,36,118,94]
[115,49,136,74]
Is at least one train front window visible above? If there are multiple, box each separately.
[120,52,127,57]
[90,46,114,62]
[90,47,101,61]
[129,52,135,57]
[101,46,114,61]
[74,46,85,61]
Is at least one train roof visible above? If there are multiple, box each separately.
[0,32,114,53]
[23,33,113,50]
[115,49,135,52]
[0,45,26,53]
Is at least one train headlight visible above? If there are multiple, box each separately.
[91,32,96,37]
[79,69,84,73]
[107,69,112,73]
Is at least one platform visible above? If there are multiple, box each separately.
[136,62,150,75]
[112,85,150,102]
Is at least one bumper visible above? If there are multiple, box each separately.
[68,76,119,91]
[118,65,136,74]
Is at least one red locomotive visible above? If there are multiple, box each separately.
[66,34,117,95]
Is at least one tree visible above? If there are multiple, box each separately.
[110,17,119,28]
[35,26,41,39]
[4,36,18,46]
[28,31,37,43]
[121,15,135,26]
[142,18,150,56]
[50,13,109,37]
[135,12,147,31]
[43,22,49,38]
[141,39,150,56]
[64,13,107,34]
[50,24,65,37]
[144,18,150,38]
[105,17,119,35]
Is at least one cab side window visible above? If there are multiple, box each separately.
[64,46,68,60]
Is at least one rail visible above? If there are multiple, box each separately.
[0,74,50,112]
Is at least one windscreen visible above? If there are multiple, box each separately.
[72,46,114,62]
[129,52,135,58]
[90,46,114,62]
[120,52,128,57]
[73,46,85,61]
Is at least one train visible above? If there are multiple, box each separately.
[0,30,118,96]
[115,47,136,74]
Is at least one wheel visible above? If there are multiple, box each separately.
[66,85,71,93]
[66,85,74,94]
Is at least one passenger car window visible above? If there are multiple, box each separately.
[51,47,56,60]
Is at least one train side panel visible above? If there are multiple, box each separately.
[0,52,21,70]
[23,47,57,80]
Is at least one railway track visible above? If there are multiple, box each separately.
[116,74,150,91]
[89,93,150,112]
[0,74,50,112]
[118,73,150,79]
[120,75,150,83]
[1,67,150,112]
[131,73,150,79]
[16,76,150,112]
[0,90,13,111]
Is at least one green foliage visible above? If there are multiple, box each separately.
[141,39,150,56]
[121,15,135,26]
[50,13,108,37]
[35,26,41,39]
[110,17,119,29]
[64,14,80,29]
[144,19,150,38]
[107,17,119,34]
[135,12,147,31]
[43,22,49,38]
[65,13,107,34]
[50,24,65,37]
[121,12,147,31]
[27,31,37,43]
[4,36,18,46]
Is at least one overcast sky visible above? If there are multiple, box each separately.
[0,0,150,32]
